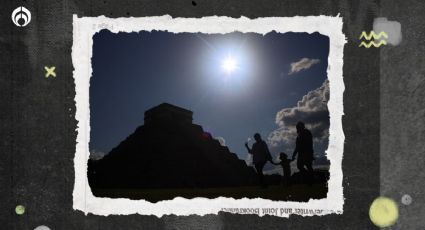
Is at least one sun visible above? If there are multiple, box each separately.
[221,55,237,74]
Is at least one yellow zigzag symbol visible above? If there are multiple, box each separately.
[359,40,387,48]
[359,31,388,40]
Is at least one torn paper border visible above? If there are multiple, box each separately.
[72,15,346,217]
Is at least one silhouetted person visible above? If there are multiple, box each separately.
[272,152,294,186]
[291,122,314,184]
[245,133,273,188]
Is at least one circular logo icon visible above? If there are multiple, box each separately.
[11,6,31,27]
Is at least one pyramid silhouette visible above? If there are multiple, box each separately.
[88,103,258,189]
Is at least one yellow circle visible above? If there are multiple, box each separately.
[369,197,398,227]
[15,205,25,215]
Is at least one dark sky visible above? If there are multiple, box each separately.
[90,30,329,160]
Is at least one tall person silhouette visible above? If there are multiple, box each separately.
[291,121,314,184]
[245,133,273,188]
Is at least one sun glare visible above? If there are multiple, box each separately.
[222,56,237,74]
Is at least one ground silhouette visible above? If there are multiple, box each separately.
[88,103,328,202]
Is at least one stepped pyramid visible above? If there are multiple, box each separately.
[88,103,258,189]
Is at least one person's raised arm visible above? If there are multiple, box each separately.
[245,142,252,154]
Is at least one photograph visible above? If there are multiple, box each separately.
[86,29,331,202]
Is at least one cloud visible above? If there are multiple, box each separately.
[214,136,226,146]
[289,58,320,75]
[89,149,107,160]
[268,80,329,158]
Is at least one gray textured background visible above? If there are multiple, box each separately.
[0,0,423,229]
[380,1,425,229]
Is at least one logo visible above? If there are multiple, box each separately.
[359,31,388,48]
[11,6,31,27]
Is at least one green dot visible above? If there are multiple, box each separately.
[15,205,25,215]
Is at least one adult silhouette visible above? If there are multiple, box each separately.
[291,122,314,184]
[245,133,273,187]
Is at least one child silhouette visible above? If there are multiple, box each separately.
[272,152,294,186]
